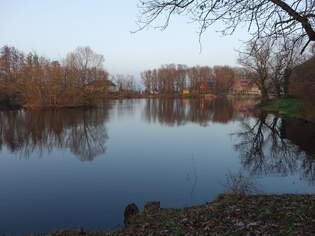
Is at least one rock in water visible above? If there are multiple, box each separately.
[124,203,139,227]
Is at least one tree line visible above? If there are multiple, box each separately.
[141,64,237,95]
[141,41,313,100]
[1,42,313,109]
[0,46,112,109]
[137,0,315,102]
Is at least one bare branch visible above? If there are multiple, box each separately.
[136,0,315,53]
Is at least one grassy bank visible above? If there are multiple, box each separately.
[46,194,315,236]
[262,98,315,122]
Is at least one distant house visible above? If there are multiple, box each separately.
[149,89,159,95]
[182,89,190,95]
[232,78,261,96]
[198,81,214,94]
[108,81,118,92]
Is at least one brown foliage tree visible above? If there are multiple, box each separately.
[213,66,235,94]
[0,46,110,109]
[0,46,24,107]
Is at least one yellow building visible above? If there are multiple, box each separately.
[182,89,190,95]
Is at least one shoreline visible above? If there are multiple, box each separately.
[260,98,315,123]
[0,94,262,111]
[43,194,315,236]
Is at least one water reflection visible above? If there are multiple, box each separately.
[282,119,315,157]
[0,98,314,234]
[0,98,314,183]
[0,104,111,161]
[143,97,260,126]
[233,112,315,184]
[116,99,140,117]
[143,97,315,185]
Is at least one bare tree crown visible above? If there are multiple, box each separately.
[137,0,315,53]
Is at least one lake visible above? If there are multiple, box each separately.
[0,98,314,234]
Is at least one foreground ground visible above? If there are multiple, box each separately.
[262,98,315,122]
[47,194,315,236]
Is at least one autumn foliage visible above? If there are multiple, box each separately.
[0,46,110,109]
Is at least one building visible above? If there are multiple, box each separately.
[198,81,214,94]
[108,81,118,92]
[232,78,261,96]
[182,89,190,95]
[149,89,159,95]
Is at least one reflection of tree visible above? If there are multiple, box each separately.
[282,119,315,183]
[143,98,259,126]
[281,119,315,157]
[116,99,139,117]
[233,113,315,184]
[0,104,111,161]
[212,98,235,123]
[188,99,215,126]
[143,99,187,126]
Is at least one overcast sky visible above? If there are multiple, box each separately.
[1,0,251,77]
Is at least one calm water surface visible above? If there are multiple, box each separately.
[0,98,314,234]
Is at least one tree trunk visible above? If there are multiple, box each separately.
[282,68,292,98]
[261,87,270,102]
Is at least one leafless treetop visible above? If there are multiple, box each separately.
[137,0,315,53]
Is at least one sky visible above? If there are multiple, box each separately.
[1,0,251,77]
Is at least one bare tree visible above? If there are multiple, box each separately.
[141,69,154,92]
[142,64,238,95]
[269,39,305,97]
[137,0,315,53]
[0,46,24,107]
[64,46,105,86]
[113,74,138,94]
[187,66,214,91]
[213,66,235,94]
[238,41,272,101]
[65,47,104,71]
[238,39,305,100]
[142,64,189,93]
